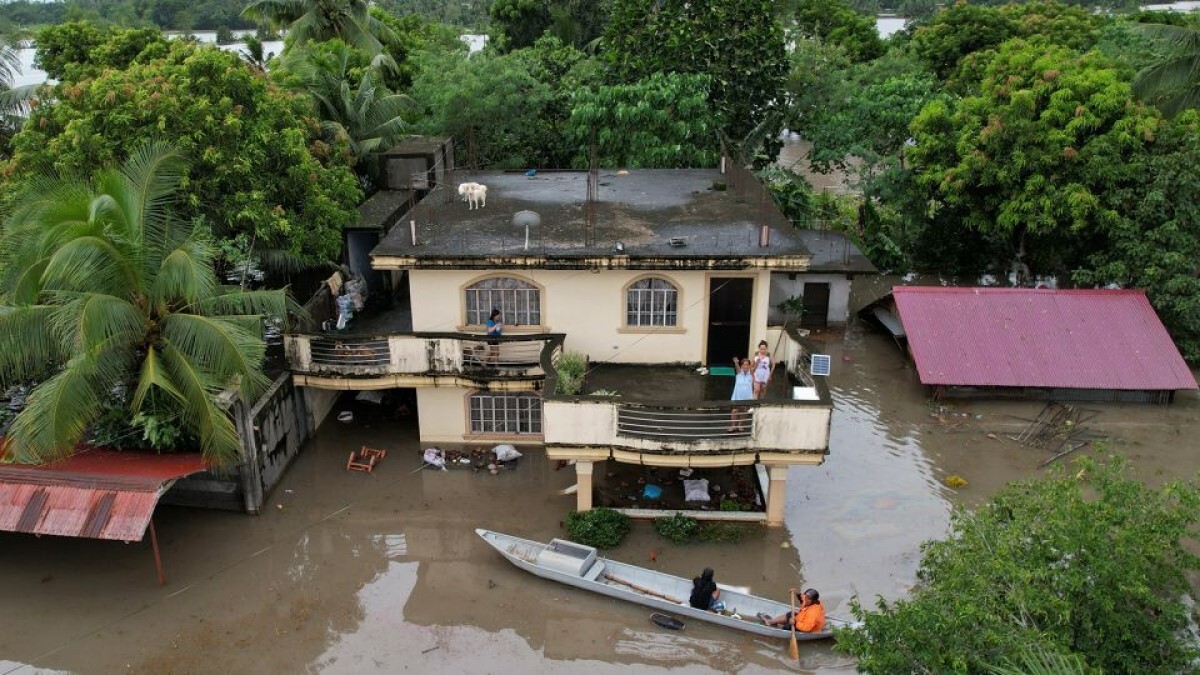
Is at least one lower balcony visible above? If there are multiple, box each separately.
[543,330,832,463]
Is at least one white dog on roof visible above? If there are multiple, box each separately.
[458,182,488,210]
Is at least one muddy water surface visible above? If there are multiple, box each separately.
[1,324,1196,674]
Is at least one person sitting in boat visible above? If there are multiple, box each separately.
[689,568,726,613]
[759,588,825,631]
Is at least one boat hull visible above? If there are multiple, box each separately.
[476,529,851,640]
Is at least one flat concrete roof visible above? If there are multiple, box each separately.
[795,229,877,274]
[371,170,815,269]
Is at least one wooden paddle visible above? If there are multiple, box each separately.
[604,573,684,604]
[788,589,800,661]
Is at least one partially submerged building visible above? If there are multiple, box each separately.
[887,286,1198,403]
[285,157,872,525]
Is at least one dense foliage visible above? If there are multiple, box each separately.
[0,144,293,466]
[566,73,717,168]
[34,22,168,81]
[836,456,1200,673]
[792,0,884,62]
[566,508,631,549]
[602,0,786,157]
[7,41,360,263]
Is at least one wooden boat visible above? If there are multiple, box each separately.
[476,528,857,640]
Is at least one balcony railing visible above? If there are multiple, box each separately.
[615,405,754,440]
[285,332,562,382]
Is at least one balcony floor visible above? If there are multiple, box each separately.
[581,363,795,405]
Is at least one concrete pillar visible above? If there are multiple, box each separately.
[576,460,594,512]
[765,465,789,527]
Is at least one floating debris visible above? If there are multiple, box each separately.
[944,475,969,489]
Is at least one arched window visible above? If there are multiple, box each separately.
[464,276,541,326]
[469,392,542,435]
[626,277,678,327]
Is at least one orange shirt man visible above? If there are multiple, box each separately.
[760,588,826,632]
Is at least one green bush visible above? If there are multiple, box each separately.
[654,513,702,543]
[566,508,630,549]
[555,351,587,395]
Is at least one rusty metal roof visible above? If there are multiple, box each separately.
[893,287,1198,391]
[0,448,207,542]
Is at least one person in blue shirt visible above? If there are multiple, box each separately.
[486,309,503,365]
[729,357,754,432]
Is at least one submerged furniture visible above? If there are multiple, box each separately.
[347,446,387,473]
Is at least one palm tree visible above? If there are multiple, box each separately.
[239,34,276,73]
[283,43,415,186]
[0,143,298,467]
[1133,23,1200,118]
[0,36,36,154]
[242,0,398,55]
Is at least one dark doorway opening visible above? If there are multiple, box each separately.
[705,277,754,365]
[802,282,831,328]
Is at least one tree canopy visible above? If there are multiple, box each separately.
[0,143,295,466]
[836,456,1200,673]
[33,21,169,81]
[602,0,786,157]
[7,40,360,263]
[907,40,1159,274]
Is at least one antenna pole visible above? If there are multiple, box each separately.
[586,127,598,247]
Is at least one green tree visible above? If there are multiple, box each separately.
[33,21,169,81]
[7,41,361,263]
[566,72,717,168]
[0,144,296,466]
[369,10,465,89]
[836,456,1200,673]
[1132,22,1200,117]
[242,0,398,55]
[488,0,551,51]
[602,0,787,159]
[907,40,1159,275]
[282,41,416,187]
[911,2,1016,80]
[792,0,884,63]
[408,47,554,168]
[1075,112,1200,361]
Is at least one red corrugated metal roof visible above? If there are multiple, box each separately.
[0,448,207,542]
[892,287,1198,391]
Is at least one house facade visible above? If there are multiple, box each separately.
[285,165,862,525]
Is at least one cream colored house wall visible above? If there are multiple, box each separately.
[408,269,773,364]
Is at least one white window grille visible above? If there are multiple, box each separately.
[465,277,541,326]
[626,277,678,326]
[469,392,543,435]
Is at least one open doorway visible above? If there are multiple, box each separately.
[705,277,754,366]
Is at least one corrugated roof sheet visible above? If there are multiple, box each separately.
[892,287,1198,391]
[0,448,206,542]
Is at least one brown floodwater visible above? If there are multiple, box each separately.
[2,320,1197,673]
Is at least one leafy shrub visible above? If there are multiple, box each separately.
[719,498,744,512]
[654,513,702,543]
[566,508,630,549]
[555,351,587,395]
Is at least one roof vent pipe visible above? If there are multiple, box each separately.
[759,223,770,248]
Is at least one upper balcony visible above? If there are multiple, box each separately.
[542,328,832,465]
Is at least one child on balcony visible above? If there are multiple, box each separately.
[729,357,754,432]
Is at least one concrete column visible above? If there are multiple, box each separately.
[765,465,790,527]
[576,460,594,512]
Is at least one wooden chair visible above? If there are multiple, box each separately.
[361,446,387,463]
[346,449,377,473]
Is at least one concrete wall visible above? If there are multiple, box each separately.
[165,374,316,513]
[768,272,851,325]
[407,269,773,365]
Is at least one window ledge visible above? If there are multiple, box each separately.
[464,433,545,442]
[617,326,687,335]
